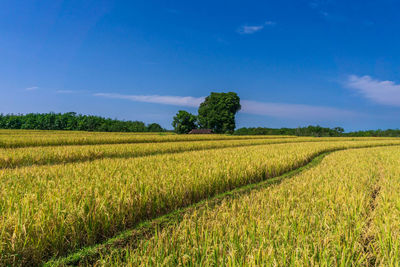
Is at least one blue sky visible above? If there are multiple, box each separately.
[1,0,400,131]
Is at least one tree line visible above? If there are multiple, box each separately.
[0,112,165,132]
[234,126,400,137]
[3,92,399,137]
[171,92,400,137]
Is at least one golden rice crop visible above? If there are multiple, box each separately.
[0,137,379,169]
[368,149,400,265]
[0,130,293,148]
[2,140,400,265]
[0,137,302,169]
[98,146,400,266]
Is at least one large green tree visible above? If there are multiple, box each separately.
[197,92,241,134]
[172,110,197,134]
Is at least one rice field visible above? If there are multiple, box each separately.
[97,146,398,266]
[0,130,292,148]
[1,130,400,266]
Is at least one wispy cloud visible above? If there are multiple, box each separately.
[95,92,358,120]
[238,25,264,34]
[241,100,358,119]
[237,21,276,34]
[56,89,90,94]
[308,0,343,22]
[94,93,204,108]
[346,75,400,107]
[25,86,38,91]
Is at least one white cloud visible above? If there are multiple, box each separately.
[238,25,264,34]
[237,21,275,34]
[346,75,400,107]
[25,86,38,91]
[241,100,358,119]
[95,92,358,120]
[94,93,205,108]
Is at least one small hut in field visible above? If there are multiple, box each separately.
[188,129,213,134]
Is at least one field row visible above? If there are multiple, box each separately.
[0,130,293,148]
[2,139,400,265]
[0,129,176,135]
[0,137,382,169]
[3,129,400,149]
[90,146,400,266]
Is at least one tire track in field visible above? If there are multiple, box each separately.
[361,163,384,266]
[46,145,397,267]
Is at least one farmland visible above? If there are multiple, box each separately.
[1,130,400,266]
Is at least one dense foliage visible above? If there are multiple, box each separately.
[197,92,241,134]
[0,112,165,132]
[234,125,400,137]
[172,110,198,134]
[234,126,344,137]
[345,129,400,137]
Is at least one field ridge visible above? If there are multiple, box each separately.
[44,149,331,266]
[361,164,384,266]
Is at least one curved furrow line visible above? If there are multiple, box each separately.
[44,144,398,267]
[0,138,364,170]
[3,141,400,266]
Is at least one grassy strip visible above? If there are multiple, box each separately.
[98,146,394,266]
[44,148,331,267]
[2,142,340,265]
[368,149,400,265]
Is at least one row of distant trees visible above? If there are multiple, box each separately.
[170,92,400,136]
[172,92,241,134]
[0,112,165,132]
[3,94,400,137]
[234,126,344,137]
[234,126,400,137]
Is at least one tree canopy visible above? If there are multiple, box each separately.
[172,110,198,134]
[0,112,165,132]
[197,92,241,134]
[147,123,164,132]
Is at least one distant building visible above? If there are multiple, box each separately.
[188,129,213,134]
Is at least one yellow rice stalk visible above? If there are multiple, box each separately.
[1,140,400,265]
[100,146,400,266]
[0,137,383,169]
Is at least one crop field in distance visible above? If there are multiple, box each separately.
[2,129,400,266]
